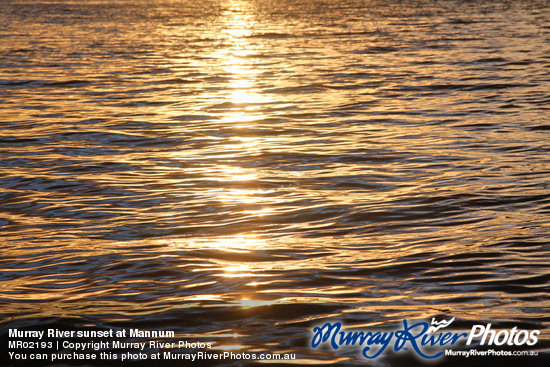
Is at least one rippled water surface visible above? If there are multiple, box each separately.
[1,0,549,365]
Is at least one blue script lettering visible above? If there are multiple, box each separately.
[310,322,393,358]
[394,320,442,359]
[422,330,467,346]
[311,319,467,360]
[311,322,341,349]
[361,331,394,359]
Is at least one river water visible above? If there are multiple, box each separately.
[1,0,549,365]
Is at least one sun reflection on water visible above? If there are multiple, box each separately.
[169,234,266,253]
[205,1,277,230]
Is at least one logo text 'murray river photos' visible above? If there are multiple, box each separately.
[311,318,539,360]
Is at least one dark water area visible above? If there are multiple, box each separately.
[1,0,549,365]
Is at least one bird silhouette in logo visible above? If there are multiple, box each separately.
[427,317,455,333]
